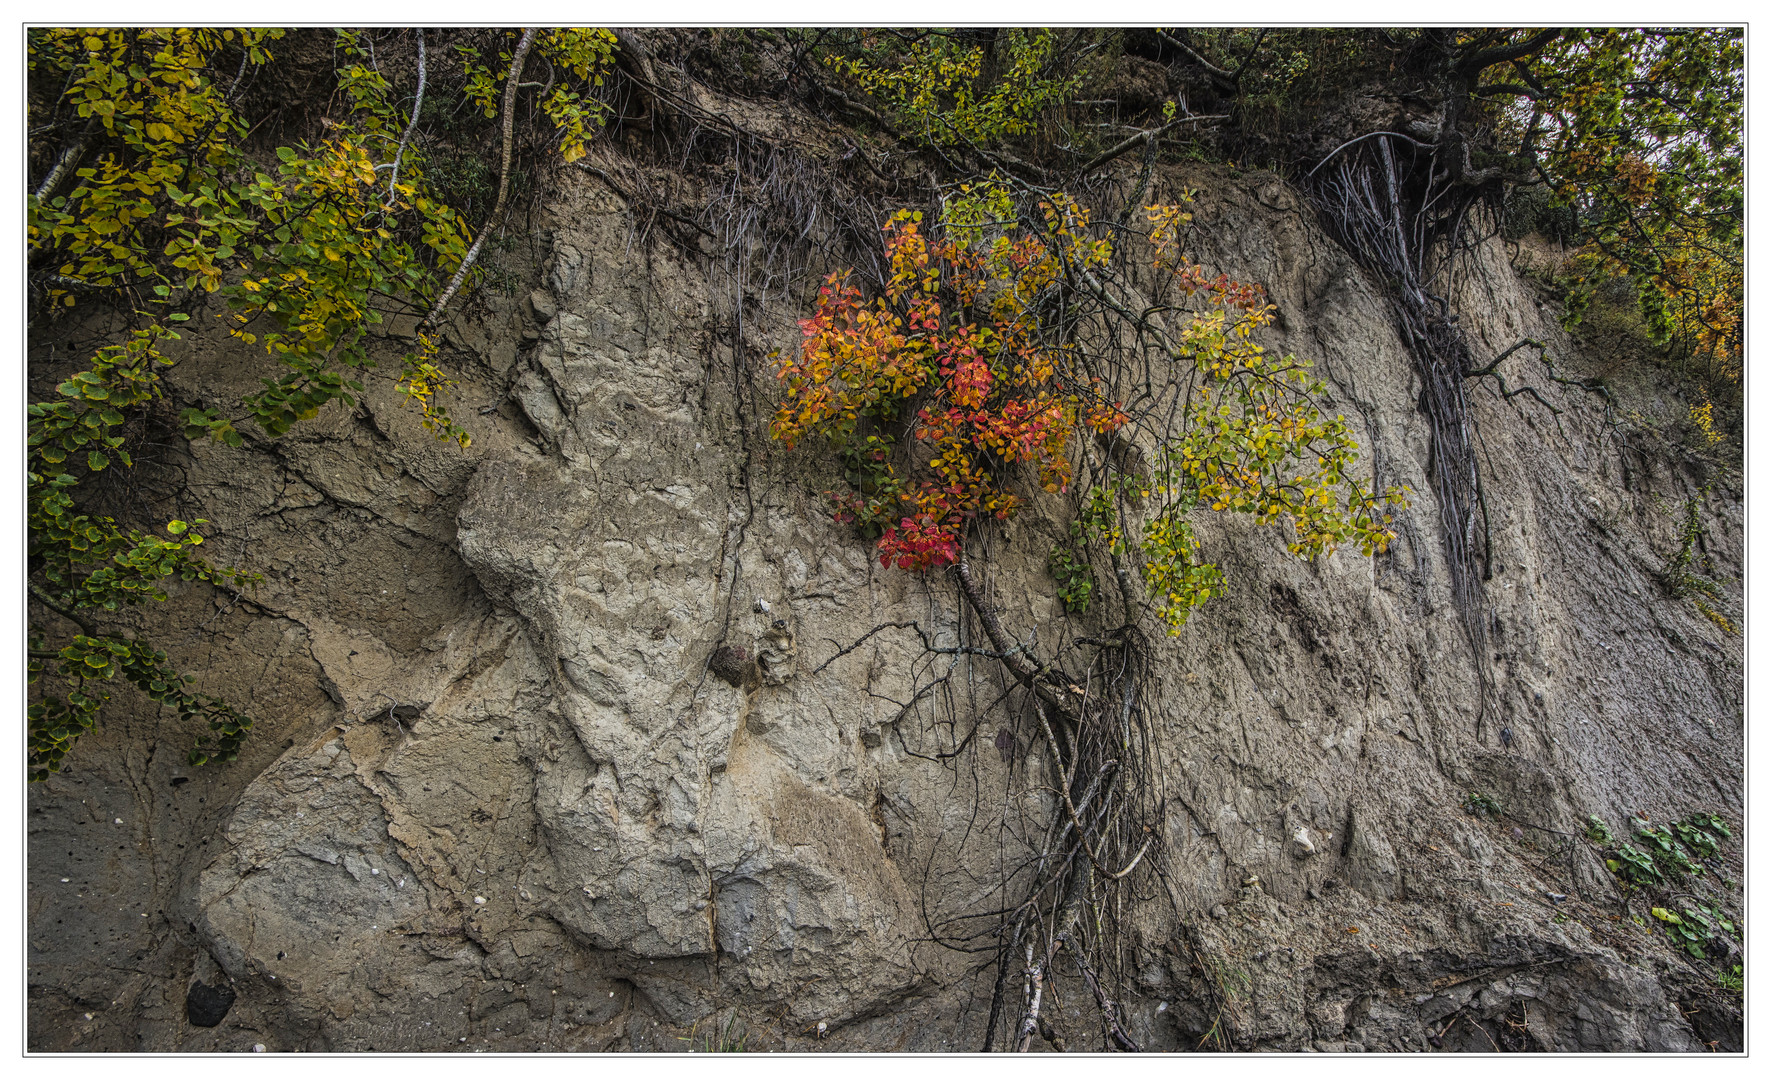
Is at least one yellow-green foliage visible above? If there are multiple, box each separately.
[538,29,619,162]
[1122,199,1406,633]
[1689,398,1723,446]
[1523,30,1742,378]
[27,321,261,779]
[456,28,616,163]
[829,29,1077,147]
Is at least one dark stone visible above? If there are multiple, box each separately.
[185,980,236,1027]
[993,728,1017,764]
[709,644,758,689]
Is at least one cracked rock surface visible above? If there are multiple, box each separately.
[28,157,1741,1052]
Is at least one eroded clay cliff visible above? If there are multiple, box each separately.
[27,55,1743,1053]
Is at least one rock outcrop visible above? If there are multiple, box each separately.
[27,93,1742,1053]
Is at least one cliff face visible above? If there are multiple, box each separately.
[26,82,1742,1052]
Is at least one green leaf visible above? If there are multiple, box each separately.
[87,451,109,471]
[166,520,188,535]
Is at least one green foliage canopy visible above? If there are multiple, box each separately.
[1514,29,1743,373]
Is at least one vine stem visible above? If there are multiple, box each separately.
[29,583,97,636]
[420,27,536,330]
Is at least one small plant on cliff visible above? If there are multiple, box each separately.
[1606,842,1663,887]
[1595,810,1734,896]
[1650,903,1736,960]
[1464,792,1503,818]
[1634,823,1707,880]
[1656,488,1735,635]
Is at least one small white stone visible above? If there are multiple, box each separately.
[1157,1002,1168,1013]
[754,598,771,614]
[61,878,69,883]
[474,896,487,905]
[114,819,123,825]
[252,1044,266,1053]
[817,1021,828,1036]
[83,1013,93,1021]
[371,868,380,875]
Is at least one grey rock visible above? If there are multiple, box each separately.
[25,133,1740,1054]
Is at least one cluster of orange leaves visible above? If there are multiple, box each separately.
[770,200,1120,571]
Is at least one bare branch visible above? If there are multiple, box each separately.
[1078,114,1228,174]
[1306,130,1433,179]
[385,29,425,207]
[420,27,537,330]
[1463,337,1548,378]
[29,584,97,636]
[1457,28,1562,77]
[1156,29,1237,91]
[32,119,93,202]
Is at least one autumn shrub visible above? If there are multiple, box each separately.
[770,180,1404,634]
